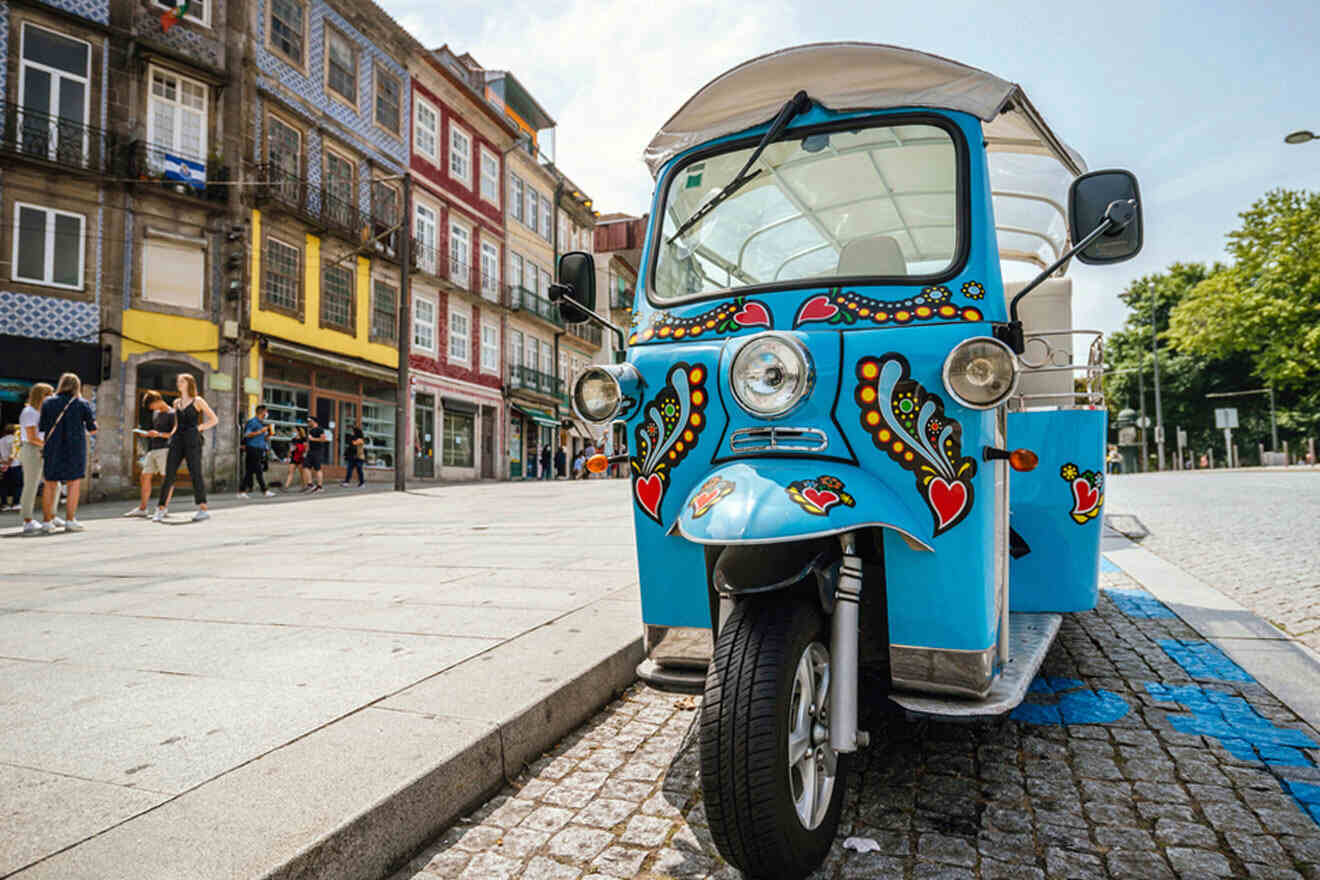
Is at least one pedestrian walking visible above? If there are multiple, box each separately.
[239,404,275,498]
[341,423,366,487]
[38,373,97,534]
[554,445,566,479]
[539,444,551,481]
[0,424,20,510]
[1106,445,1122,475]
[17,383,53,535]
[124,391,176,518]
[303,416,328,492]
[572,450,585,480]
[283,426,308,490]
[153,374,219,523]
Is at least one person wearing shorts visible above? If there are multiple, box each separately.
[302,416,327,493]
[126,391,176,517]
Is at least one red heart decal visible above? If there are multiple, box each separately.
[928,477,968,530]
[732,301,770,328]
[635,474,664,520]
[1072,478,1100,513]
[801,487,840,512]
[794,295,838,325]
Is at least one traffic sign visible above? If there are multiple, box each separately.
[1214,408,1239,429]
[1136,415,1152,429]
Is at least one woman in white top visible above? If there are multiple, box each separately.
[18,383,53,535]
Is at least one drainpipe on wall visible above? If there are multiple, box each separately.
[394,174,414,492]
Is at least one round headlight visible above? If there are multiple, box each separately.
[942,336,1019,409]
[572,366,622,423]
[730,333,812,418]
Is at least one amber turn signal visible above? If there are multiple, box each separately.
[1009,449,1039,472]
[586,454,610,474]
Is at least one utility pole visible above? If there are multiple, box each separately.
[394,174,412,492]
[1137,357,1148,473]
[1151,285,1166,471]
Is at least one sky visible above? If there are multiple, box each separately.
[382,0,1320,335]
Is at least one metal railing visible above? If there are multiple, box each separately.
[507,365,562,397]
[124,140,225,202]
[566,321,603,346]
[0,99,119,174]
[505,285,563,327]
[251,162,369,243]
[410,243,499,298]
[1009,330,1105,411]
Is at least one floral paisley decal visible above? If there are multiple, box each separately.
[786,475,856,516]
[794,286,983,329]
[689,475,735,519]
[960,280,986,300]
[629,296,772,344]
[1061,463,1104,524]
[854,354,977,536]
[631,363,708,523]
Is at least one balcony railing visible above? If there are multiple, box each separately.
[410,243,500,299]
[567,321,603,346]
[252,163,369,243]
[505,285,563,327]
[0,99,119,174]
[124,140,227,203]
[508,365,562,398]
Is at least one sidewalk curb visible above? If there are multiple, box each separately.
[1105,541,1320,733]
[269,632,644,880]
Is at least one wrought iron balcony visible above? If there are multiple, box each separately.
[0,99,118,174]
[251,163,368,243]
[508,365,562,398]
[123,141,226,204]
[505,285,564,327]
[567,321,603,346]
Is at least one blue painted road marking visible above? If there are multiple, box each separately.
[1099,556,1121,573]
[1143,682,1318,766]
[1104,587,1176,619]
[1010,676,1130,725]
[1282,779,1320,824]
[1158,638,1253,682]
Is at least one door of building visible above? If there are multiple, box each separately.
[481,406,495,479]
[338,400,358,468]
[312,393,353,472]
[414,393,435,478]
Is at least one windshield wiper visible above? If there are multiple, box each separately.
[667,90,811,246]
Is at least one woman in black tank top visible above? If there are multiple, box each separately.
[155,374,219,522]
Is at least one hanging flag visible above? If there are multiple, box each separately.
[160,0,192,32]
[162,153,207,191]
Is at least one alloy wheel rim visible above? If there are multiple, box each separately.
[787,640,835,829]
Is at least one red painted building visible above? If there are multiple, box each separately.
[406,51,521,479]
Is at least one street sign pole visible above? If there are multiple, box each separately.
[1223,427,1234,468]
[1151,283,1166,471]
[1138,360,1148,472]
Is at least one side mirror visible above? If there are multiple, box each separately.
[551,251,596,324]
[1068,169,1143,265]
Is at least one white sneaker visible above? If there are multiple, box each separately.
[40,520,57,535]
[152,508,167,522]
[192,509,210,522]
[263,490,275,497]
[22,521,41,536]
[51,516,66,528]
[124,507,149,518]
[64,519,85,532]
[237,492,249,499]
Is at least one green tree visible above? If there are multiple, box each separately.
[1167,189,1320,439]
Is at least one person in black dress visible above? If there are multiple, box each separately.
[302,416,328,492]
[153,373,219,522]
[37,372,97,533]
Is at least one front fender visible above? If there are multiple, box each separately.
[674,461,933,551]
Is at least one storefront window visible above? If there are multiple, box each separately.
[263,383,309,447]
[443,410,474,467]
[361,380,396,402]
[361,400,395,467]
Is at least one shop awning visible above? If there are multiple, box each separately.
[264,339,397,384]
[512,404,559,428]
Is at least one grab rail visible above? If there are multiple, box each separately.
[1009,329,1105,411]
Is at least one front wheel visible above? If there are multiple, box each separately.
[700,598,847,878]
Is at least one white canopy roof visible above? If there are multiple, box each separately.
[644,43,1086,270]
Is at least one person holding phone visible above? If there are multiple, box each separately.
[125,391,176,517]
[302,416,328,493]
[239,404,275,499]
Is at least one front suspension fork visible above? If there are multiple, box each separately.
[830,532,868,753]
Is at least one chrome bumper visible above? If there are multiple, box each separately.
[890,643,998,698]
[643,625,713,668]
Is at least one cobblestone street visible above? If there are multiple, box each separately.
[392,562,1320,880]
[1106,471,1320,655]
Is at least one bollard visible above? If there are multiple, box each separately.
[1283,440,1290,465]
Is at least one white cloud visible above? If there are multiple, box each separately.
[385,0,797,215]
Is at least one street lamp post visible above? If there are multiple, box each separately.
[1150,285,1166,471]
[1284,130,1317,145]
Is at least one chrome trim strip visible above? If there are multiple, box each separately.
[890,642,997,698]
[729,425,829,453]
[674,520,933,553]
[644,625,713,669]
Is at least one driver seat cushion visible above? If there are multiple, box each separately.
[837,234,907,276]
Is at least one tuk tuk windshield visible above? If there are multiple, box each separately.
[653,121,960,303]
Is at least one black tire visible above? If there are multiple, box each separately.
[699,597,848,878]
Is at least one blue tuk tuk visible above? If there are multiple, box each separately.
[554,43,1142,878]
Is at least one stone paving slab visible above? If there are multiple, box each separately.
[2,480,643,879]
[390,558,1320,880]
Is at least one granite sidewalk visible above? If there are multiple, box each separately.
[1,479,641,880]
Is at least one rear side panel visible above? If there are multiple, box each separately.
[1007,409,1107,612]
